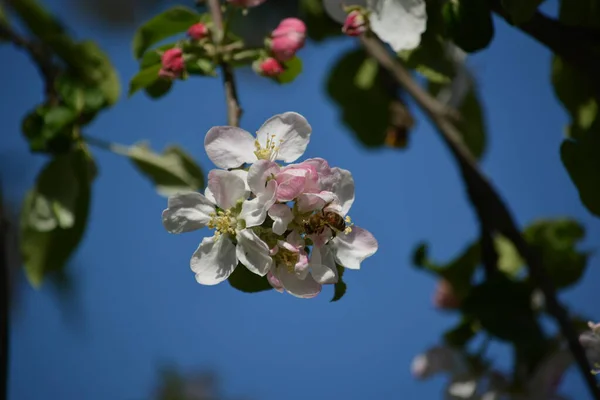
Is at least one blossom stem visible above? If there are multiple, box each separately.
[207,0,243,127]
[359,34,600,400]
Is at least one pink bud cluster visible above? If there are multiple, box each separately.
[256,18,307,78]
[342,10,368,37]
[159,48,185,79]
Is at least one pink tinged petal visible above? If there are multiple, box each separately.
[207,169,247,210]
[235,229,273,276]
[276,175,306,202]
[276,267,321,299]
[162,192,215,234]
[229,169,250,194]
[330,167,355,215]
[267,271,284,293]
[296,191,338,213]
[191,235,237,285]
[310,227,332,248]
[205,126,257,168]
[309,245,338,284]
[295,248,310,279]
[247,160,280,194]
[285,230,304,247]
[268,204,294,235]
[331,226,378,269]
[240,180,277,227]
[256,112,312,163]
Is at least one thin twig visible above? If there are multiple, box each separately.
[359,34,600,400]
[0,185,9,400]
[206,0,242,127]
[0,23,60,104]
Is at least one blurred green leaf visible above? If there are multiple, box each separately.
[494,234,524,277]
[501,0,545,25]
[442,0,494,53]
[20,148,95,288]
[429,82,487,159]
[0,4,11,42]
[132,6,199,59]
[327,49,393,147]
[331,264,347,302]
[398,36,454,84]
[129,64,162,97]
[128,143,205,196]
[524,218,589,289]
[443,318,478,347]
[145,78,173,99]
[44,106,78,132]
[75,41,121,105]
[462,276,543,346]
[354,57,378,90]
[228,264,273,293]
[276,56,303,84]
[56,75,86,113]
[186,56,217,77]
[561,132,600,217]
[8,0,65,40]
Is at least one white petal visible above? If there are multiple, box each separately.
[296,191,338,213]
[240,180,277,227]
[268,203,294,235]
[256,112,312,163]
[230,169,251,194]
[205,126,258,168]
[411,346,464,379]
[247,160,280,194]
[191,235,237,285]
[445,375,478,400]
[207,169,247,210]
[236,229,273,276]
[162,192,215,234]
[309,245,338,284]
[276,267,321,298]
[331,226,378,269]
[267,270,284,293]
[330,168,355,215]
[368,0,426,52]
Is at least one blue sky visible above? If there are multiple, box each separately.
[2,0,599,399]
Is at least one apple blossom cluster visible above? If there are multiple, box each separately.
[161,112,378,298]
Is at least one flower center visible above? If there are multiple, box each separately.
[344,215,354,234]
[254,134,282,160]
[275,247,298,273]
[207,209,237,237]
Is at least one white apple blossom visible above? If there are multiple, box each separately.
[204,112,312,169]
[162,169,273,285]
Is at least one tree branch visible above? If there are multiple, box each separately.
[206,0,242,127]
[0,23,59,104]
[359,34,600,400]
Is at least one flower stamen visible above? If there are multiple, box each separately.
[344,215,354,234]
[254,134,283,161]
[207,209,237,237]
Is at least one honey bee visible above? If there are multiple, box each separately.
[303,209,346,236]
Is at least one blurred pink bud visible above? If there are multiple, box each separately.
[256,57,284,77]
[270,18,306,62]
[342,10,368,36]
[227,0,267,7]
[433,279,461,310]
[187,23,209,40]
[160,48,185,79]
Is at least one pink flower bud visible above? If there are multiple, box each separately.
[432,279,461,310]
[187,23,209,40]
[256,57,284,77]
[227,0,267,7]
[342,10,368,37]
[270,18,306,62]
[160,48,185,79]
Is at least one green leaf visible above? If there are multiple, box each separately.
[561,132,600,217]
[55,74,86,112]
[129,64,162,97]
[442,0,495,53]
[354,58,379,90]
[494,234,524,277]
[128,143,205,196]
[429,82,487,159]
[443,318,478,347]
[145,78,173,99]
[501,0,545,25]
[20,148,95,288]
[228,264,273,293]
[0,4,11,42]
[22,105,73,154]
[398,36,455,84]
[75,41,121,105]
[8,0,65,41]
[327,49,393,147]
[462,276,544,346]
[132,6,200,59]
[524,218,589,289]
[187,57,217,77]
[331,264,347,302]
[44,106,78,133]
[276,56,303,84]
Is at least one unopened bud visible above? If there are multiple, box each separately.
[187,23,209,41]
[160,48,185,79]
[255,57,284,77]
[342,10,368,37]
[433,279,461,310]
[270,18,306,62]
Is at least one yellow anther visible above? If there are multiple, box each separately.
[344,215,354,235]
[253,135,281,160]
[208,209,237,237]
